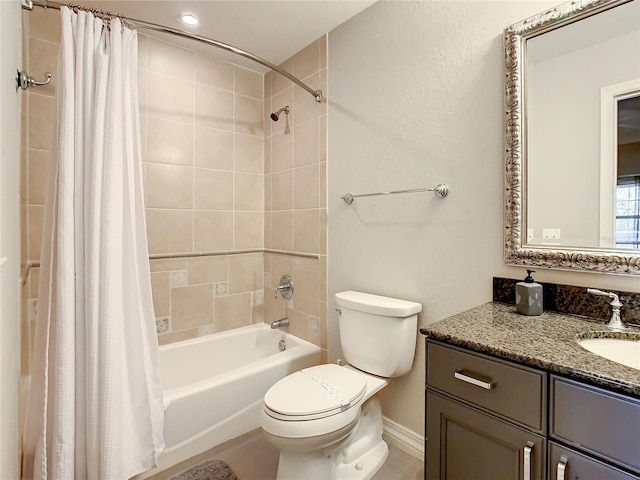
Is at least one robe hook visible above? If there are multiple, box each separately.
[16,70,52,90]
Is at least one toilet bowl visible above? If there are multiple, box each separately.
[261,364,388,479]
[260,291,422,480]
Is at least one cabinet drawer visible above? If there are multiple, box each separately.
[549,442,639,480]
[550,376,640,474]
[427,341,547,432]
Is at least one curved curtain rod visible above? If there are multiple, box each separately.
[22,0,323,103]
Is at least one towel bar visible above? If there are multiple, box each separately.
[340,184,448,205]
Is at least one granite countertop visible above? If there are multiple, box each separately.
[420,302,640,397]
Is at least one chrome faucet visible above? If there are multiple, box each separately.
[587,288,628,331]
[271,318,290,329]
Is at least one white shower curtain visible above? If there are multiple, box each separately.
[22,7,164,479]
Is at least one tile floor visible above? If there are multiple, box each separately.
[157,429,424,480]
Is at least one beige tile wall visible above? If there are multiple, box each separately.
[139,34,266,343]
[150,253,264,345]
[20,15,268,347]
[20,8,60,405]
[20,11,328,359]
[264,36,328,361]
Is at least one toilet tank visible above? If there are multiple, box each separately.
[335,291,422,378]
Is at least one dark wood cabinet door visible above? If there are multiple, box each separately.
[426,391,545,480]
[549,442,640,480]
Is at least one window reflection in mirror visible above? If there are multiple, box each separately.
[615,95,640,249]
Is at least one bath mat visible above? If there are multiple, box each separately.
[171,460,238,480]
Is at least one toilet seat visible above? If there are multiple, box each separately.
[264,364,367,421]
[261,364,388,440]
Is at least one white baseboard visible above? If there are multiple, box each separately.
[382,416,424,461]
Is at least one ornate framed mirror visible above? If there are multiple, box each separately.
[504,0,640,275]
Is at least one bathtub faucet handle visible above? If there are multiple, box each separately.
[274,275,294,300]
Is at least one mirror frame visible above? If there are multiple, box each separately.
[504,0,640,275]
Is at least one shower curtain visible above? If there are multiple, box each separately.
[22,7,164,479]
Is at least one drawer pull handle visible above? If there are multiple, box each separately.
[556,455,568,480]
[454,370,496,390]
[524,441,534,480]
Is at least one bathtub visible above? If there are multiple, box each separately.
[140,323,321,477]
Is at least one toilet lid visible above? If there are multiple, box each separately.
[264,364,367,420]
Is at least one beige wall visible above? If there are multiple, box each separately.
[1,1,22,476]
[264,37,328,361]
[19,6,59,432]
[328,0,640,446]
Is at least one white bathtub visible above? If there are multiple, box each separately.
[140,323,321,477]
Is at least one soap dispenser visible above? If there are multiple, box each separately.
[515,269,543,316]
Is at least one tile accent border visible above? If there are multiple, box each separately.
[493,277,640,326]
[150,248,320,260]
[22,248,320,284]
[263,248,319,259]
[149,249,264,259]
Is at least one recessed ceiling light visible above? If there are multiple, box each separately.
[180,13,199,27]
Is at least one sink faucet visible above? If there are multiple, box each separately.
[587,288,628,331]
[271,318,289,329]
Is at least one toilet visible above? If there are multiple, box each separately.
[260,290,422,480]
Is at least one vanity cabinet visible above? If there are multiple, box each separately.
[425,340,640,480]
[426,341,546,480]
[550,376,640,478]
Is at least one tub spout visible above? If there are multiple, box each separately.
[271,318,289,329]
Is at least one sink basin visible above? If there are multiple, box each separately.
[577,333,640,371]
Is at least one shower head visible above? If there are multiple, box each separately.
[270,106,290,122]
